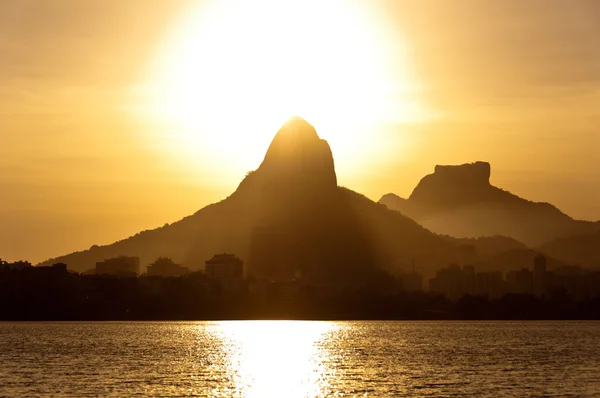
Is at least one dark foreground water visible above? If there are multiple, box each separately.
[1,321,599,397]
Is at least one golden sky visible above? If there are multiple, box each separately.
[1,0,600,263]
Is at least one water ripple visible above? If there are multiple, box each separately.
[0,321,599,397]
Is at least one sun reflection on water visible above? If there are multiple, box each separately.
[210,321,337,398]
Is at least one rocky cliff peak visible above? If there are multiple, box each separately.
[241,117,337,192]
[433,162,491,185]
[409,161,494,208]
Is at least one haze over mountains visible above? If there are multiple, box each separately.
[380,162,599,246]
[41,118,600,276]
[380,162,600,267]
[41,118,461,280]
[540,230,600,269]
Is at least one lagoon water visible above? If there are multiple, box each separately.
[1,321,599,397]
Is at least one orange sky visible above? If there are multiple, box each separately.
[1,0,600,263]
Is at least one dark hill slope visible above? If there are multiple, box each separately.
[42,118,459,281]
[540,230,600,268]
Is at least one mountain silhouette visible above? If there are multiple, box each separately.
[41,117,460,281]
[379,162,600,247]
[540,230,600,268]
[442,235,527,257]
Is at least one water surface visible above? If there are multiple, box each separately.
[1,321,599,397]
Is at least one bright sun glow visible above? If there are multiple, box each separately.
[142,0,423,177]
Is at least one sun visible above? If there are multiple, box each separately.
[141,0,419,179]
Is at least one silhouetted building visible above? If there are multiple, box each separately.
[586,271,600,298]
[205,254,243,291]
[429,264,466,299]
[506,268,533,295]
[399,272,423,292]
[30,263,69,277]
[0,260,32,270]
[475,271,504,299]
[96,256,140,277]
[463,265,477,295]
[548,265,589,300]
[49,263,67,273]
[147,257,189,277]
[533,253,547,297]
[398,260,423,293]
[430,264,504,299]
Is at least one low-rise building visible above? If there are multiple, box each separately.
[96,256,140,276]
[0,260,32,270]
[533,253,547,297]
[475,271,504,299]
[147,257,190,277]
[429,264,467,299]
[399,272,423,293]
[430,264,504,299]
[506,268,533,295]
[205,253,243,291]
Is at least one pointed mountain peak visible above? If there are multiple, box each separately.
[267,116,320,154]
[237,117,337,194]
[275,116,319,139]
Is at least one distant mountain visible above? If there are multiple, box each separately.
[41,117,461,281]
[540,230,600,269]
[379,162,600,247]
[441,235,527,257]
